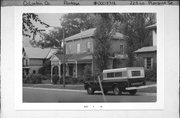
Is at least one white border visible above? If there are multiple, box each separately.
[14,6,164,110]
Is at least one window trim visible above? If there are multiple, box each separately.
[144,57,153,69]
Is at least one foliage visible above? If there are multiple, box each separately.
[22,13,50,39]
[60,76,78,84]
[145,66,157,82]
[52,75,59,84]
[38,60,51,76]
[117,13,156,66]
[36,27,64,48]
[94,14,113,73]
[61,13,96,38]
[83,65,92,80]
[23,74,47,84]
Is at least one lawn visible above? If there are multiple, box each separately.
[23,81,156,93]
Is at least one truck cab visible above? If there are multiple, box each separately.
[84,67,146,95]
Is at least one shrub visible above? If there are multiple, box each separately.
[78,77,85,83]
[38,60,51,75]
[23,74,46,84]
[145,67,156,82]
[52,75,59,84]
[83,65,93,82]
[71,77,78,84]
[59,76,79,84]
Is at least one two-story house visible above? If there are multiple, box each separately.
[50,28,128,79]
[134,24,157,70]
[23,47,58,76]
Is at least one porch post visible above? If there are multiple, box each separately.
[91,60,93,76]
[58,61,61,78]
[66,63,69,76]
[51,64,53,84]
[75,61,78,78]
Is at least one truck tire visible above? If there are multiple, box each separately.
[129,90,137,95]
[113,86,122,95]
[87,86,94,95]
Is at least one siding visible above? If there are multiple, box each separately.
[110,39,126,54]
[29,59,44,66]
[66,37,93,54]
[135,52,157,69]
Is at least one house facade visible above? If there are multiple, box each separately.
[134,24,157,70]
[50,28,128,79]
[23,47,58,76]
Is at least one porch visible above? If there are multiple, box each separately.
[50,53,93,81]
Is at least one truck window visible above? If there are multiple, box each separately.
[115,72,122,77]
[131,71,140,76]
[107,72,114,78]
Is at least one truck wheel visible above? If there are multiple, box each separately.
[129,90,137,95]
[113,86,121,95]
[87,86,94,95]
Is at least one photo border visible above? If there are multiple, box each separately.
[14,6,164,110]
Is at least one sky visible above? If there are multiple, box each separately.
[37,13,64,27]
[24,13,65,47]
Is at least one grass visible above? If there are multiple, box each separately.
[23,83,84,90]
[23,80,156,93]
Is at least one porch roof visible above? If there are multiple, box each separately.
[134,46,157,53]
[55,53,92,62]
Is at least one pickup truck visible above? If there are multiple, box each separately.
[84,67,146,95]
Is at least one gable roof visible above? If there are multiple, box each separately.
[46,48,59,59]
[24,47,51,59]
[65,28,126,42]
[134,46,157,53]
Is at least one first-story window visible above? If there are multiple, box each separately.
[144,57,153,69]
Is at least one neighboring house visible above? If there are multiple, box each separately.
[50,28,128,78]
[134,24,157,70]
[22,47,58,76]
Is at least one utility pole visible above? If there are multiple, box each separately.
[62,29,66,88]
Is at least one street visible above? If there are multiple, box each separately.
[23,87,156,102]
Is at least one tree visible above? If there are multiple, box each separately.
[112,13,156,66]
[22,13,50,40]
[36,27,63,48]
[61,13,96,38]
[93,14,113,74]
[123,13,156,66]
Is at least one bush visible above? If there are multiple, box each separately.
[23,74,46,84]
[83,65,93,82]
[145,68,156,82]
[52,75,59,84]
[59,76,80,84]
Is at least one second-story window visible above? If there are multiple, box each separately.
[87,42,91,52]
[77,43,80,53]
[120,45,124,54]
